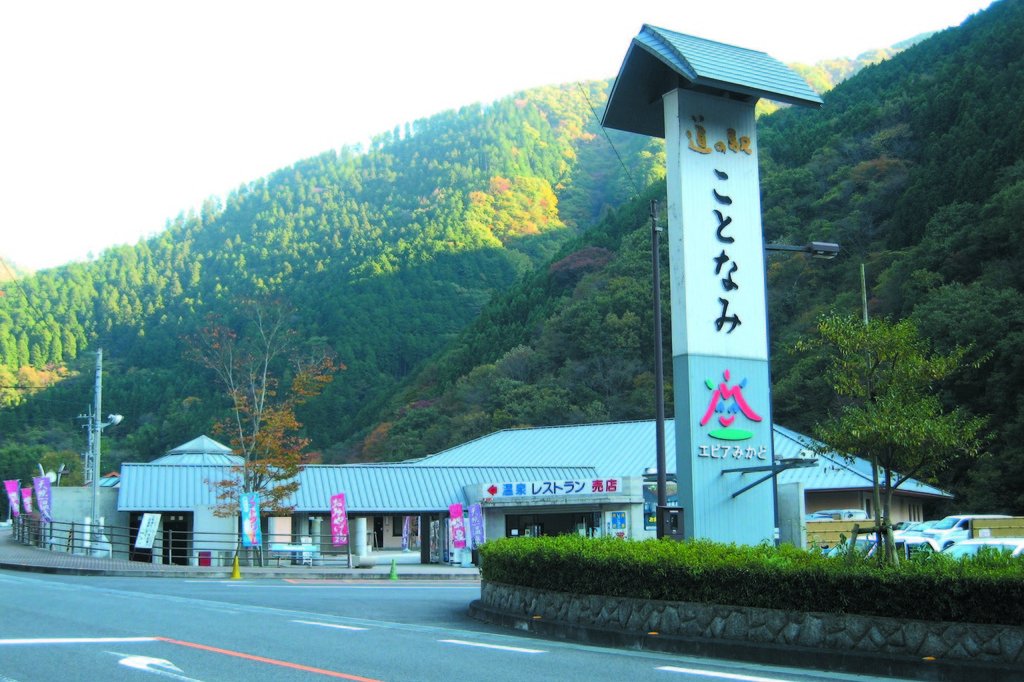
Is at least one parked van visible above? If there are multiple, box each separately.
[921,514,1011,549]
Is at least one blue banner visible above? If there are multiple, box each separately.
[240,492,262,547]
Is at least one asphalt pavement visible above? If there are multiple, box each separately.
[0,531,480,580]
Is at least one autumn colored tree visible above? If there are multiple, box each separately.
[188,301,341,518]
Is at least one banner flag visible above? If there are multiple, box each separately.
[401,515,411,551]
[449,503,467,549]
[20,488,33,514]
[239,492,262,547]
[330,493,349,546]
[468,503,485,549]
[3,480,20,518]
[32,477,52,523]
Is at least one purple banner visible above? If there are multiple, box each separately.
[468,503,485,549]
[20,488,33,514]
[449,503,467,549]
[3,480,20,518]
[32,477,52,523]
[239,492,262,547]
[330,493,349,546]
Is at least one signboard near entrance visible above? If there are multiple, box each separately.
[482,478,622,500]
[134,512,161,549]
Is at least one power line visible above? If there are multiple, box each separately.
[0,259,49,323]
[577,81,641,200]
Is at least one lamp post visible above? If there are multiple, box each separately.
[650,200,668,537]
[765,242,840,259]
[762,241,839,543]
[89,348,123,526]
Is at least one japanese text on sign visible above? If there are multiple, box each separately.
[488,479,621,498]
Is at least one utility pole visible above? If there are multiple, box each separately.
[90,349,103,525]
[87,349,122,531]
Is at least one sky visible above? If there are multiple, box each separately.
[0,0,996,272]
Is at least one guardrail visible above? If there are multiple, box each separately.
[9,516,353,568]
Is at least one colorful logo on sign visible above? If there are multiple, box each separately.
[700,369,762,441]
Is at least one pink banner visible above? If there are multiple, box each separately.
[33,477,52,523]
[449,503,467,549]
[330,493,349,546]
[20,488,33,514]
[4,480,20,518]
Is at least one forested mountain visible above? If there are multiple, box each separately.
[2,1,1018,514]
[0,82,661,476]
[350,0,1024,513]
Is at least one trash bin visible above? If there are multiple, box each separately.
[198,550,212,567]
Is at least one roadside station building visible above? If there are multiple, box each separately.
[91,421,951,566]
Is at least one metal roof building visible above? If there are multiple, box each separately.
[118,424,949,515]
[118,462,597,513]
[408,420,950,501]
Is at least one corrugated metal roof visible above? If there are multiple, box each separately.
[408,422,664,477]
[151,435,243,466]
[603,24,822,138]
[294,465,598,513]
[412,421,951,499]
[168,435,233,455]
[117,463,597,513]
[118,422,949,511]
[118,464,230,511]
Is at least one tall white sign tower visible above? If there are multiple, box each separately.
[603,26,822,544]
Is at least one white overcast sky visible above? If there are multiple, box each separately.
[0,0,995,272]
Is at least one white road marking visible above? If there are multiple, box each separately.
[292,620,369,631]
[439,639,545,654]
[0,637,157,645]
[117,654,202,681]
[656,666,795,681]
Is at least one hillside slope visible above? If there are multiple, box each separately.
[353,1,1024,513]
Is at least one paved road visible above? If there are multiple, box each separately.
[0,569,907,682]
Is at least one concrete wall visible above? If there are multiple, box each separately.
[50,487,124,527]
[479,581,1024,669]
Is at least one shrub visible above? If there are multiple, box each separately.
[478,536,1024,626]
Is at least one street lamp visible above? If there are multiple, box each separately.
[762,240,839,543]
[765,241,840,259]
[650,200,668,537]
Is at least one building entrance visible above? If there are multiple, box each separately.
[505,511,601,538]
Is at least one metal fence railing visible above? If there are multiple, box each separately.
[9,516,354,568]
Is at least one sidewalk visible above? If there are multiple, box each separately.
[0,533,480,580]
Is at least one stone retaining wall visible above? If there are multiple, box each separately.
[480,580,1024,666]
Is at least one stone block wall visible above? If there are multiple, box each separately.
[480,580,1024,666]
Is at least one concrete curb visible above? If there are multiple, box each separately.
[468,600,1022,682]
[1,536,480,580]
[0,558,481,580]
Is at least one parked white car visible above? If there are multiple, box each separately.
[940,537,1024,560]
[921,514,1011,550]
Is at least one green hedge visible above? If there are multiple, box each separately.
[478,536,1024,627]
